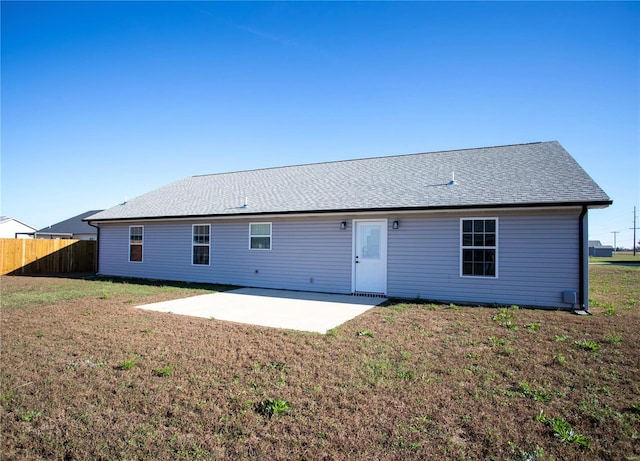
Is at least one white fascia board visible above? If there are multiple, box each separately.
[87,205,585,225]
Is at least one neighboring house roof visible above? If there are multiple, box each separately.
[86,141,611,222]
[588,240,614,249]
[0,216,37,230]
[38,210,102,236]
[0,216,38,236]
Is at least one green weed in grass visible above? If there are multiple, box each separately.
[362,357,395,385]
[536,411,589,447]
[501,346,515,356]
[118,359,137,371]
[603,333,622,344]
[396,370,414,380]
[492,306,519,329]
[488,336,514,356]
[577,393,620,423]
[268,361,286,371]
[554,353,566,365]
[0,389,17,410]
[518,382,551,402]
[574,339,600,352]
[152,364,173,377]
[356,330,374,337]
[256,397,290,418]
[524,323,540,331]
[591,299,616,315]
[554,334,569,342]
[550,419,590,447]
[20,409,42,422]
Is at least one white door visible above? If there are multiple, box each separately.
[353,220,387,294]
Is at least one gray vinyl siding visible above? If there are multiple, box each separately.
[387,210,580,308]
[98,209,582,309]
[213,219,352,292]
[98,218,352,293]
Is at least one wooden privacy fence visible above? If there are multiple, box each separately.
[0,238,97,275]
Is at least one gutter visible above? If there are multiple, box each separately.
[14,232,36,238]
[579,205,589,314]
[82,200,613,224]
[87,222,100,274]
[34,232,74,239]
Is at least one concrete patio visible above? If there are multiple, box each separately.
[136,287,387,334]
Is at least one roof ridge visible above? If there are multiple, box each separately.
[190,141,552,179]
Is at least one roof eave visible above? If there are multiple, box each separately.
[84,199,613,223]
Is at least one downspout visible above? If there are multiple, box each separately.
[87,222,100,274]
[578,206,589,313]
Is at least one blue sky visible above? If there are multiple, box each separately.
[2,1,638,247]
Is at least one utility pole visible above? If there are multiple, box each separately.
[631,207,639,257]
[610,231,619,254]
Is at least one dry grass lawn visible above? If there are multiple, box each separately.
[1,266,639,460]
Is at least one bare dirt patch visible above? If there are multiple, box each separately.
[1,268,639,460]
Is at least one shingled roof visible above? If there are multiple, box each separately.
[87,141,611,222]
[38,210,102,235]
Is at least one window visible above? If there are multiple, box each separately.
[129,226,143,262]
[250,223,271,250]
[192,224,210,265]
[461,218,497,277]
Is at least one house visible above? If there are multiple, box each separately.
[36,210,102,240]
[86,141,611,311]
[588,240,614,258]
[0,216,37,238]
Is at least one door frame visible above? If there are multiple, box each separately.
[351,219,388,294]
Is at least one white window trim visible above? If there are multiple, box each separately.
[249,222,272,250]
[129,225,144,263]
[459,217,498,278]
[192,224,211,266]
